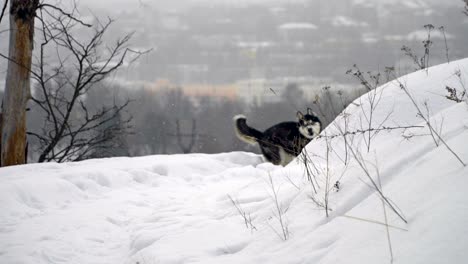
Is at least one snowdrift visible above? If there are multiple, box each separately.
[1,59,468,264]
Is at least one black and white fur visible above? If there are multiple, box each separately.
[234,108,321,166]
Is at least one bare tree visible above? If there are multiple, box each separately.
[174,119,197,154]
[27,11,143,163]
[0,0,106,165]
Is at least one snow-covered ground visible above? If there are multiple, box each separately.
[1,59,468,264]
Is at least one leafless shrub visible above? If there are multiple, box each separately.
[346,65,381,92]
[300,132,341,218]
[298,151,320,193]
[314,86,409,223]
[347,144,408,223]
[394,79,466,167]
[445,86,466,103]
[401,45,423,69]
[346,65,388,152]
[401,24,434,72]
[298,149,335,216]
[438,26,450,64]
[228,195,257,232]
[299,73,423,220]
[445,70,467,103]
[267,174,289,241]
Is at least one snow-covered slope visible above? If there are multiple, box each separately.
[1,59,468,264]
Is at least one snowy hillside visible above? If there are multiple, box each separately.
[1,59,468,264]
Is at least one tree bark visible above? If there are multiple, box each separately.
[1,0,39,166]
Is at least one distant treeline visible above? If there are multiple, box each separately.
[1,80,364,160]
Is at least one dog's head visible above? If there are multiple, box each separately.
[297,108,322,139]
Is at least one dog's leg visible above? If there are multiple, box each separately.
[279,147,295,166]
[259,143,282,165]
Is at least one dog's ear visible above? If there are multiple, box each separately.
[307,107,318,116]
[296,111,304,120]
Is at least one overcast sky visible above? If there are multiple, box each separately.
[75,0,460,12]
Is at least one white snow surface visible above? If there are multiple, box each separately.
[1,59,468,264]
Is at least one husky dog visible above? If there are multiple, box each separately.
[234,108,321,166]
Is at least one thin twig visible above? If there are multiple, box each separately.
[38,3,92,27]
[315,125,424,140]
[341,215,408,231]
[376,157,394,264]
[268,174,289,240]
[228,195,257,231]
[439,26,450,64]
[396,80,466,167]
[346,141,408,224]
[0,0,8,24]
[324,135,331,218]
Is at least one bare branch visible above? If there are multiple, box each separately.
[28,10,139,163]
[315,125,424,140]
[0,52,41,80]
[0,0,8,25]
[38,3,92,27]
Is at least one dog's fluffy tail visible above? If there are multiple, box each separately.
[233,115,263,145]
